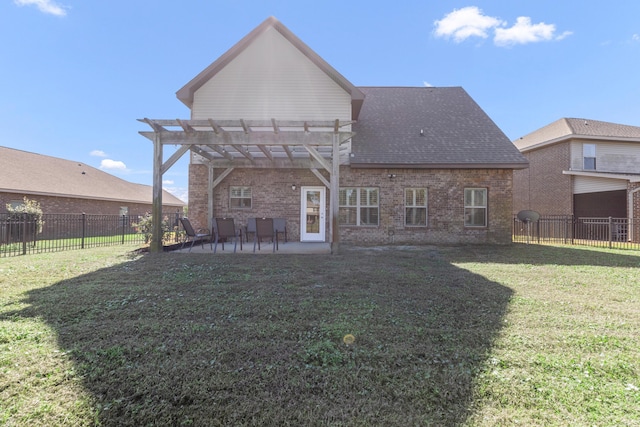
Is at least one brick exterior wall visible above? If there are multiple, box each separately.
[512,142,572,215]
[188,164,514,245]
[0,192,182,216]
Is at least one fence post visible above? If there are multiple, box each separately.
[81,213,86,249]
[608,216,613,249]
[121,215,126,244]
[21,213,27,255]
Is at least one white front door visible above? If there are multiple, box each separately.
[300,186,325,242]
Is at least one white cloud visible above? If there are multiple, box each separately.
[100,159,127,171]
[423,81,434,87]
[162,179,174,185]
[14,0,67,16]
[163,186,188,203]
[495,17,560,46]
[90,150,108,158]
[434,7,571,47]
[633,34,640,42]
[434,6,504,43]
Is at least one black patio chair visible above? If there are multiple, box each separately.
[273,218,287,243]
[245,217,256,243]
[253,217,278,253]
[212,217,242,253]
[179,217,212,252]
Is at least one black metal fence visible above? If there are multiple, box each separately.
[513,215,640,250]
[0,212,183,257]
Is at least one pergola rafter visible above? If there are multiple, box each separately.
[139,118,354,253]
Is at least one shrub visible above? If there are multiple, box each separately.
[132,213,171,244]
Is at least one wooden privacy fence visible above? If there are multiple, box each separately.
[0,212,182,257]
[513,215,640,250]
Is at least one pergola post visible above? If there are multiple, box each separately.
[208,163,215,229]
[151,133,163,253]
[330,131,340,254]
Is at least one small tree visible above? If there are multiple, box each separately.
[5,197,44,243]
[6,197,44,230]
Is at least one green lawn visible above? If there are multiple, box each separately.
[0,244,638,426]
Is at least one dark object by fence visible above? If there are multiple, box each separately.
[516,210,540,245]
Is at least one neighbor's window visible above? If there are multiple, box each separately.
[339,187,379,226]
[583,143,596,170]
[119,206,129,216]
[230,186,252,208]
[8,200,23,210]
[464,188,487,227]
[405,188,427,226]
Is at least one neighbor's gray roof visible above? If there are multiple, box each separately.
[350,87,528,169]
[514,118,640,151]
[0,146,184,206]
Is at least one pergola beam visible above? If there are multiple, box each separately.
[139,130,352,146]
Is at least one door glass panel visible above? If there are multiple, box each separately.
[306,190,320,234]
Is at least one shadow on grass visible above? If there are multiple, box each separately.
[8,249,513,426]
[443,242,640,268]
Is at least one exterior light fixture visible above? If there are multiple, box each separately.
[291,184,297,191]
[388,174,396,179]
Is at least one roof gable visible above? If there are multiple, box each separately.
[176,16,365,119]
[351,87,528,168]
[514,118,640,151]
[0,146,184,206]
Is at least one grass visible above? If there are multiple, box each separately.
[0,243,638,426]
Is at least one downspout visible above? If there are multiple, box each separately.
[629,185,640,241]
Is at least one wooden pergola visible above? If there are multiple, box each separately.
[138,118,355,253]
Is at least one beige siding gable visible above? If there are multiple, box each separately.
[570,139,640,173]
[192,27,351,121]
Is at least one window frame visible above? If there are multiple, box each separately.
[583,143,596,170]
[339,187,379,226]
[464,188,488,228]
[404,188,428,227]
[229,186,252,209]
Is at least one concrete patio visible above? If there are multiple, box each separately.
[171,240,332,255]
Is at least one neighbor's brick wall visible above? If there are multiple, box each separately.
[512,142,572,215]
[188,164,514,245]
[0,192,181,216]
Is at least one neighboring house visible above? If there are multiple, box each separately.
[512,118,640,221]
[0,146,185,215]
[140,17,528,251]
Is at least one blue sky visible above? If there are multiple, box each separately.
[2,1,639,203]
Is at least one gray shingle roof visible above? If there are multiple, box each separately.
[0,146,184,206]
[514,118,640,151]
[350,87,528,168]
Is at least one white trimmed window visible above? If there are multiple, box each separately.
[339,187,379,226]
[405,188,427,226]
[464,188,487,227]
[230,186,252,209]
[583,143,596,170]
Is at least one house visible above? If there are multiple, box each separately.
[0,146,185,216]
[140,17,528,252]
[512,118,640,222]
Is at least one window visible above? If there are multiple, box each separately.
[339,187,379,226]
[405,188,427,226]
[8,200,23,210]
[583,143,596,170]
[119,206,129,216]
[230,186,252,209]
[464,188,487,227]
